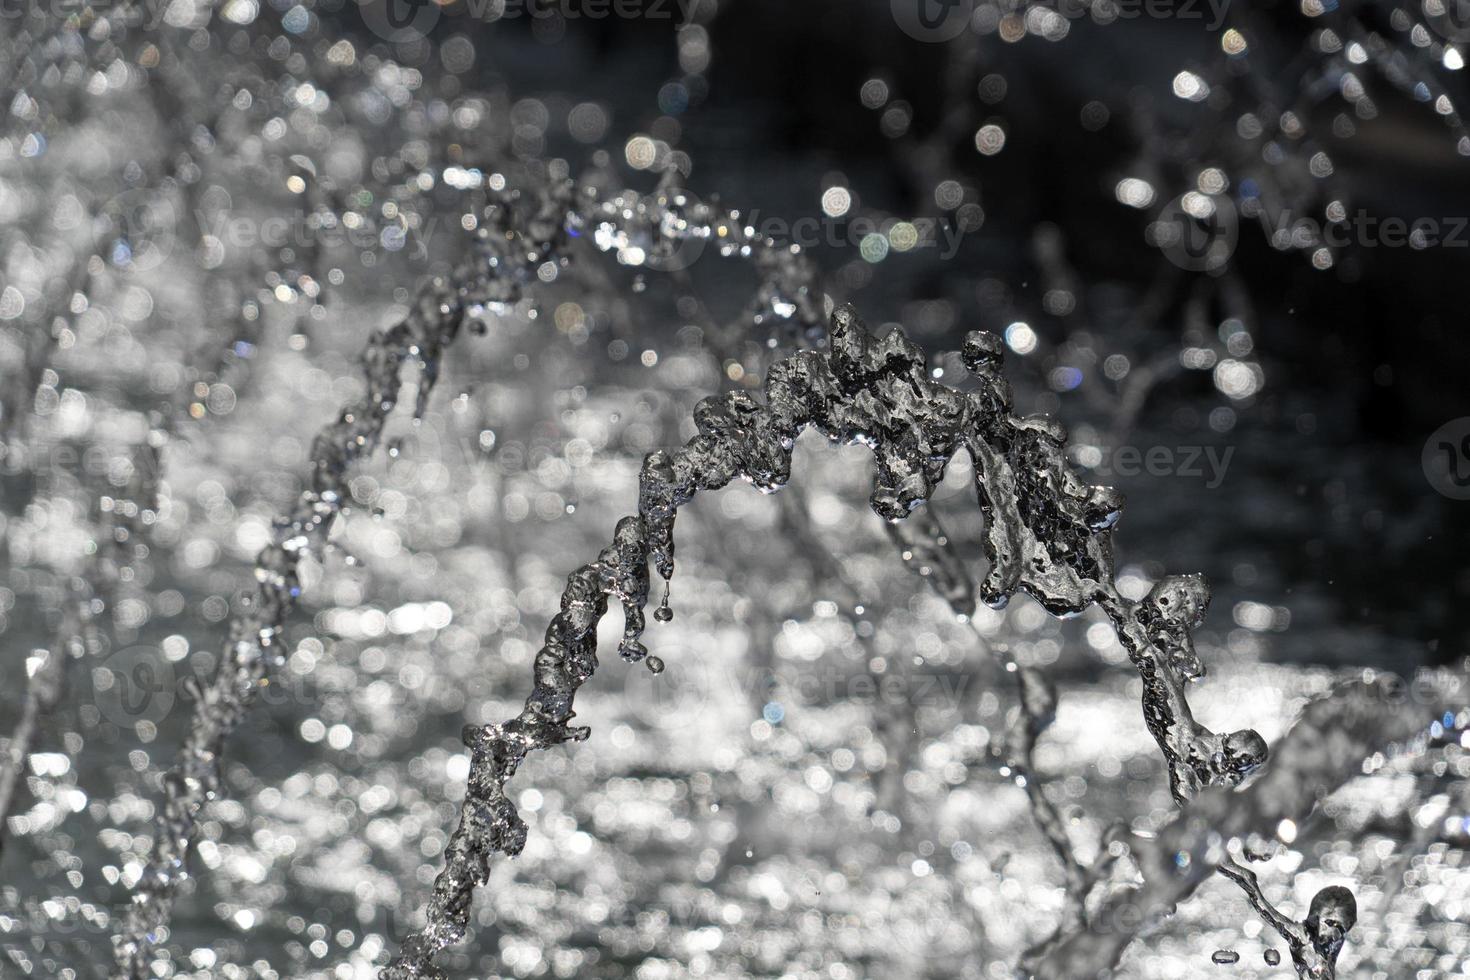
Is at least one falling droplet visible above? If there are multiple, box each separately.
[1211,950,1240,965]
[1263,948,1281,966]
[645,655,665,674]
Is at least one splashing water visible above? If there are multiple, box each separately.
[110,262,488,975]
[2,2,1468,978]
[380,304,1267,978]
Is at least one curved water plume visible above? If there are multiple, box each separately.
[107,257,500,976]
[105,171,848,976]
[381,303,1266,978]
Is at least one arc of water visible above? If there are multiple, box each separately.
[380,304,1265,978]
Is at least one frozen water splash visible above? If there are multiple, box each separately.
[1219,859,1358,979]
[1035,673,1466,979]
[96,155,884,979]
[571,174,826,344]
[0,436,161,854]
[109,257,503,976]
[381,303,1265,978]
[3,3,1459,975]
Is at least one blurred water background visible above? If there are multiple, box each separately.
[2,1,1469,977]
